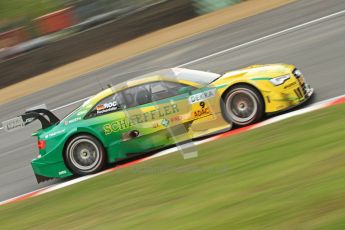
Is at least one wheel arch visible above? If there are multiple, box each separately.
[220,82,266,111]
[220,82,266,125]
[62,131,108,170]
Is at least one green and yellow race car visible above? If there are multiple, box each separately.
[2,64,313,182]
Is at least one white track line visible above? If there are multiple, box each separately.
[50,96,91,112]
[1,8,345,131]
[177,9,345,67]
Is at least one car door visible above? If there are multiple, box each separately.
[147,82,223,143]
[84,92,131,160]
[119,81,197,151]
[145,81,196,145]
[186,86,221,133]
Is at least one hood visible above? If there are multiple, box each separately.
[217,64,295,82]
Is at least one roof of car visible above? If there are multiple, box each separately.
[80,68,219,109]
[79,75,171,110]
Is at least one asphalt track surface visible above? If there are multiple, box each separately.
[1,0,345,201]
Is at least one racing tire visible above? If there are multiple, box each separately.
[65,134,106,176]
[222,85,264,126]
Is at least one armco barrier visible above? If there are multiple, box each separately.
[0,27,28,49]
[0,0,196,89]
[34,8,75,35]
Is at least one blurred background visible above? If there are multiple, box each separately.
[1,1,345,229]
[0,0,241,88]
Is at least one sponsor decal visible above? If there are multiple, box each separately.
[170,115,182,123]
[45,129,65,139]
[69,117,81,123]
[96,101,118,114]
[153,115,182,128]
[65,117,82,125]
[189,89,216,104]
[58,170,67,175]
[96,101,118,111]
[193,101,211,118]
[104,120,133,135]
[194,108,210,117]
[97,107,118,114]
[161,118,170,127]
[103,104,179,135]
[2,117,25,132]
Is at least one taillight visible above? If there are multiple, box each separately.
[37,140,46,149]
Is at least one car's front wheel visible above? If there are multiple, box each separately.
[65,134,106,176]
[222,85,264,126]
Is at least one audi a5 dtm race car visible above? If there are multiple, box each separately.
[2,65,313,182]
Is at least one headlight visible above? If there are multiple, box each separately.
[293,68,303,77]
[269,75,290,86]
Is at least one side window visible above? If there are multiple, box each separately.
[150,81,195,102]
[86,93,124,118]
[122,85,152,108]
[121,82,197,109]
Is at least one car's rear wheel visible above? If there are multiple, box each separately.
[65,134,106,176]
[222,85,264,126]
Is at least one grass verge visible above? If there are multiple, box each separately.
[0,0,63,23]
[1,104,344,229]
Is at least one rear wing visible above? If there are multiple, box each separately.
[1,104,60,132]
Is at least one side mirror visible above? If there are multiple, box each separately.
[177,86,193,95]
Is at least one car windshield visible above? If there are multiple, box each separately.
[135,68,221,86]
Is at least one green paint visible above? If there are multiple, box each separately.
[251,77,272,81]
[272,97,300,101]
